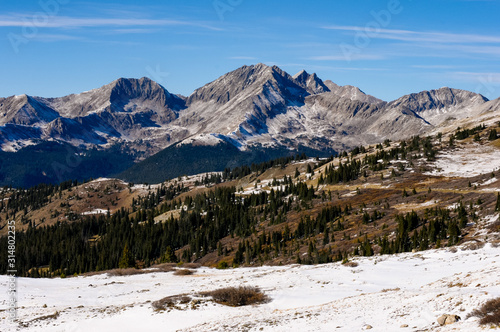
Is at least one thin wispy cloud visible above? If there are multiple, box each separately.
[0,15,223,31]
[450,71,500,83]
[309,54,385,61]
[411,65,457,69]
[322,25,500,44]
[34,34,83,42]
[418,43,500,57]
[108,28,161,34]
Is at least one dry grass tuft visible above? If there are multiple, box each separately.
[173,269,194,276]
[152,294,191,311]
[468,297,500,326]
[462,241,485,251]
[151,264,176,273]
[381,287,401,293]
[488,220,500,233]
[343,261,359,267]
[182,263,201,269]
[201,286,270,307]
[107,268,147,277]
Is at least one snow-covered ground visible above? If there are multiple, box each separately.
[1,243,499,331]
[81,208,108,215]
[426,144,500,178]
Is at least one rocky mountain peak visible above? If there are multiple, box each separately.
[186,63,305,106]
[323,80,384,105]
[108,77,184,113]
[2,63,500,173]
[390,87,488,113]
[0,94,59,126]
[293,70,329,95]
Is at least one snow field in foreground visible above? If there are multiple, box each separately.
[0,243,499,331]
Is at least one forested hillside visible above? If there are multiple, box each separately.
[1,123,500,277]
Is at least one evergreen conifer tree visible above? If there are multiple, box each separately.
[488,129,498,141]
[118,244,133,268]
[495,193,500,212]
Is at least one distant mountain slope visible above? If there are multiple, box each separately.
[323,80,385,105]
[0,63,498,186]
[118,140,333,184]
[0,142,134,188]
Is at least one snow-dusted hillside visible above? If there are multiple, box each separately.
[1,242,499,331]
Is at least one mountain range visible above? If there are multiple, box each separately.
[1,63,499,187]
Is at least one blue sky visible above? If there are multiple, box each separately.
[1,0,500,101]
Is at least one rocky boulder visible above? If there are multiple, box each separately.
[437,314,461,326]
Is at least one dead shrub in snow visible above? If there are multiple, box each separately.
[173,269,194,276]
[152,294,191,310]
[343,261,359,267]
[151,263,176,272]
[469,297,500,326]
[201,286,270,307]
[462,241,484,251]
[381,287,400,293]
[488,220,500,233]
[181,263,201,269]
[107,268,147,277]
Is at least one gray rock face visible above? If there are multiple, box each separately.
[324,80,385,105]
[293,70,329,95]
[0,77,185,153]
[0,64,496,157]
[0,95,60,126]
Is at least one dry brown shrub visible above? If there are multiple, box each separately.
[173,269,194,276]
[107,268,147,277]
[381,287,401,293]
[488,220,500,233]
[462,241,485,251]
[152,294,191,310]
[152,264,175,273]
[343,261,359,267]
[29,311,59,323]
[182,263,201,269]
[201,286,270,307]
[468,297,500,326]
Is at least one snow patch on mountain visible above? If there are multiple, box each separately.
[426,143,500,177]
[176,133,223,147]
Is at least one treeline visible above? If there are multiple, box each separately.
[318,135,439,185]
[191,154,312,187]
[0,179,80,219]
[454,124,485,140]
[375,203,472,255]
[223,153,309,180]
[232,204,351,266]
[0,178,319,276]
